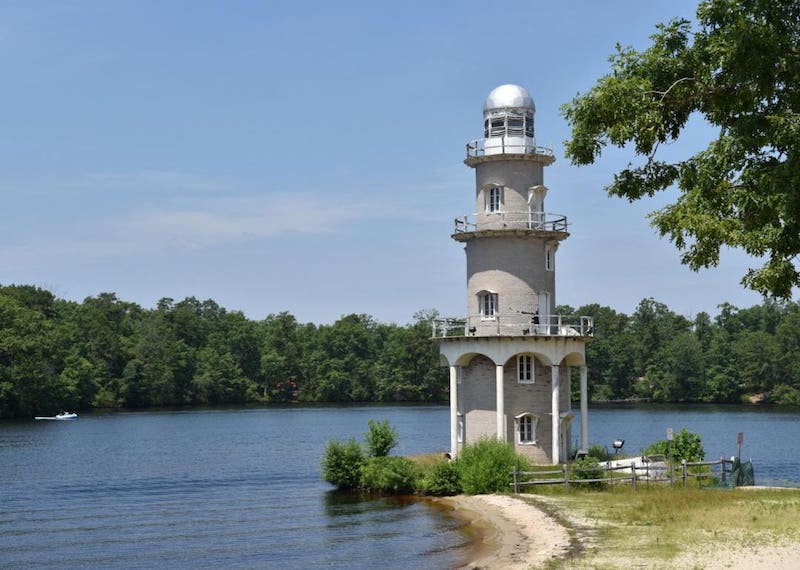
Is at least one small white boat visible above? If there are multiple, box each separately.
[35,412,78,421]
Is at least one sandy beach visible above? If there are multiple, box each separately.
[438,494,572,569]
[439,492,800,569]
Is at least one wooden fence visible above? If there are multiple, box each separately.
[511,457,735,493]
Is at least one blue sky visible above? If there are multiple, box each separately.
[1,0,767,324]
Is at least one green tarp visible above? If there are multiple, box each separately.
[731,457,756,487]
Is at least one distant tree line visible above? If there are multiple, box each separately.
[2,284,799,418]
[565,298,800,406]
[0,285,445,418]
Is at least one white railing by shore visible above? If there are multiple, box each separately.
[466,139,555,159]
[454,211,567,234]
[432,314,594,338]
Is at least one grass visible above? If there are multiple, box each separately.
[523,485,800,569]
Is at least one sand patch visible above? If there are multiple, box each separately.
[438,494,572,569]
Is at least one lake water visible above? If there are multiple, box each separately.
[1,403,799,568]
[576,403,800,487]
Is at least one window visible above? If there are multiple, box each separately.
[483,119,490,139]
[517,414,538,444]
[525,114,534,138]
[545,247,554,271]
[517,355,534,383]
[486,186,502,213]
[489,118,504,137]
[480,292,497,319]
[507,117,524,136]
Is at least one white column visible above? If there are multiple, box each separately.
[496,364,505,441]
[551,364,560,464]
[449,365,459,457]
[580,365,589,452]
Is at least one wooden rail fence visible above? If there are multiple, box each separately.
[511,457,735,493]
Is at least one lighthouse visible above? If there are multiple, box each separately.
[434,84,593,464]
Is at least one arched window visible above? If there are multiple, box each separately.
[485,186,502,213]
[479,291,498,320]
[516,413,538,444]
[517,355,534,383]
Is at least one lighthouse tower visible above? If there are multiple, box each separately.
[434,85,593,464]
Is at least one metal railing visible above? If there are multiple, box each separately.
[466,138,555,159]
[454,211,567,234]
[432,314,594,338]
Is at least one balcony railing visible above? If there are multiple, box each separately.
[466,139,555,159]
[432,314,594,339]
[454,211,568,234]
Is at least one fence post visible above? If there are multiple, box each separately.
[563,463,569,491]
[631,464,637,490]
[720,457,726,485]
[512,469,519,493]
[682,460,687,487]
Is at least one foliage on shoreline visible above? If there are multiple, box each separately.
[642,427,705,463]
[567,297,800,406]
[0,285,445,418]
[3,283,800,418]
[322,423,530,496]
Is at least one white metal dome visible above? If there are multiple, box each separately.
[483,84,535,113]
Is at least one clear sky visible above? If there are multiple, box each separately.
[1,0,768,324]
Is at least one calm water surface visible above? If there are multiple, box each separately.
[0,406,466,569]
[1,403,799,568]
[576,403,800,487]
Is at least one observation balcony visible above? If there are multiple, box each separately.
[453,211,568,241]
[432,314,594,339]
[465,139,555,166]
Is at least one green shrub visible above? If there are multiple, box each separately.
[570,456,607,489]
[359,456,419,493]
[455,438,530,495]
[321,438,365,489]
[587,444,612,461]
[770,385,800,406]
[364,419,399,457]
[642,428,705,463]
[418,459,461,496]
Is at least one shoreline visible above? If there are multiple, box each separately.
[432,494,572,569]
[434,490,800,569]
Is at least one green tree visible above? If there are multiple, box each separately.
[562,0,800,298]
[321,439,364,490]
[629,298,691,378]
[261,312,302,401]
[0,287,64,416]
[364,419,398,457]
[643,331,705,401]
[575,303,636,400]
[643,427,705,463]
